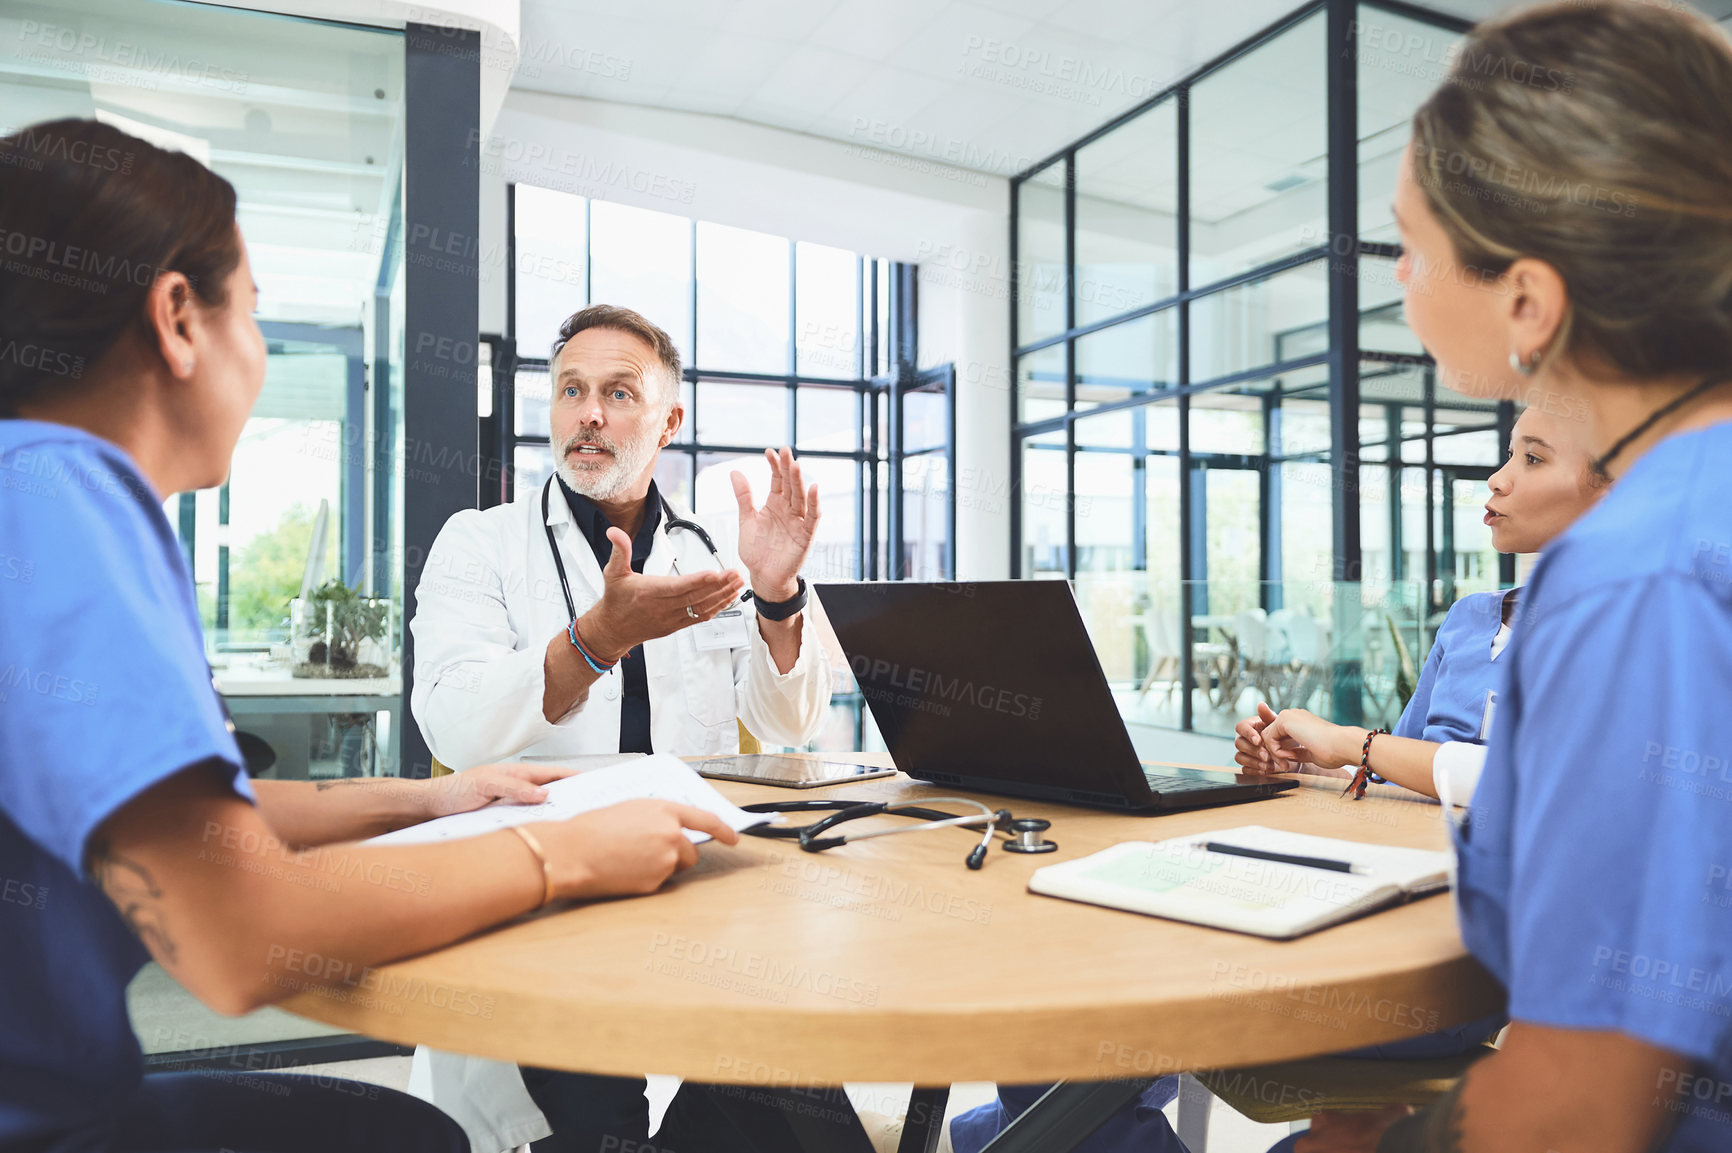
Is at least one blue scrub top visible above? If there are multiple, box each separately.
[1461,420,1732,1152]
[1394,588,1510,745]
[0,421,252,1143]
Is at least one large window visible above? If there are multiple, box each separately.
[1011,0,1503,739]
[508,186,954,751]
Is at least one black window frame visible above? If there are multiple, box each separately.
[1008,0,1512,733]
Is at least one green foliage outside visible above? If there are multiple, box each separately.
[227,503,334,633]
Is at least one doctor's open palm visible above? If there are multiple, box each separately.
[733,446,820,599]
[581,528,745,659]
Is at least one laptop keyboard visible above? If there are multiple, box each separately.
[1143,770,1237,794]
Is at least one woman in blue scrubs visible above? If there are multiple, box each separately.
[0,120,738,1153]
[1232,404,1605,803]
[1300,2,1732,1151]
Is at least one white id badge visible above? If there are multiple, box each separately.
[691,607,751,651]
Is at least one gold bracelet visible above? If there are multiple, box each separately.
[510,825,555,909]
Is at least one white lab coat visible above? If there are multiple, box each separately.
[405,479,833,1151]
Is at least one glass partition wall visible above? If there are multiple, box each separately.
[1012,0,1510,738]
[3,0,409,771]
[1,0,414,1073]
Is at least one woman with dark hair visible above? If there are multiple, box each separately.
[1298,1,1732,1151]
[1234,403,1605,804]
[0,119,737,1153]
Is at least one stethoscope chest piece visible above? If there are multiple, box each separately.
[1002,817,1058,854]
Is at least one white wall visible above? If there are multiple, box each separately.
[484,91,1015,577]
[478,164,510,336]
[913,217,1013,581]
[229,0,520,131]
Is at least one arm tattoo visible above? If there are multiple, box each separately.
[87,836,178,964]
[1377,1079,1466,1153]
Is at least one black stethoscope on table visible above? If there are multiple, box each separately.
[541,476,742,621]
[740,797,1059,869]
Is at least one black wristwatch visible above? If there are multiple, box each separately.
[749,577,808,621]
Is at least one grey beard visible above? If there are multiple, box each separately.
[555,429,657,503]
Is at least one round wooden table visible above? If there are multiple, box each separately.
[280,756,1501,1089]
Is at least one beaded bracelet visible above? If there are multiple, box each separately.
[567,618,617,676]
[1342,728,1390,800]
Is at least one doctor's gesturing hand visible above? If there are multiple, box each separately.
[543,527,745,725]
[732,446,820,602]
[733,446,821,675]
[577,527,746,662]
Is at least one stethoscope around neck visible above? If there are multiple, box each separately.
[540,476,734,621]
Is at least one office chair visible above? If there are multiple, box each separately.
[234,730,278,776]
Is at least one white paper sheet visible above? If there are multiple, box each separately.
[368,754,770,846]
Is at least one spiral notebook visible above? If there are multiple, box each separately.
[1028,825,1451,939]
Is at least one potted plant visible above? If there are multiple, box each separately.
[291,579,392,679]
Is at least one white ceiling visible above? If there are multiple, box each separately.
[512,0,1732,180]
[514,0,1302,176]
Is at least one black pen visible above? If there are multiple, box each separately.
[1202,841,1369,875]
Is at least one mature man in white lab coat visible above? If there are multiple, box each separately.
[409,304,859,1153]
[412,305,831,770]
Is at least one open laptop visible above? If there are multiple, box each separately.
[814,580,1298,813]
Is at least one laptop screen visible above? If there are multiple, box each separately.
[814,581,1145,798]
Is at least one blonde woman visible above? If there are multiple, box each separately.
[1300,2,1732,1151]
